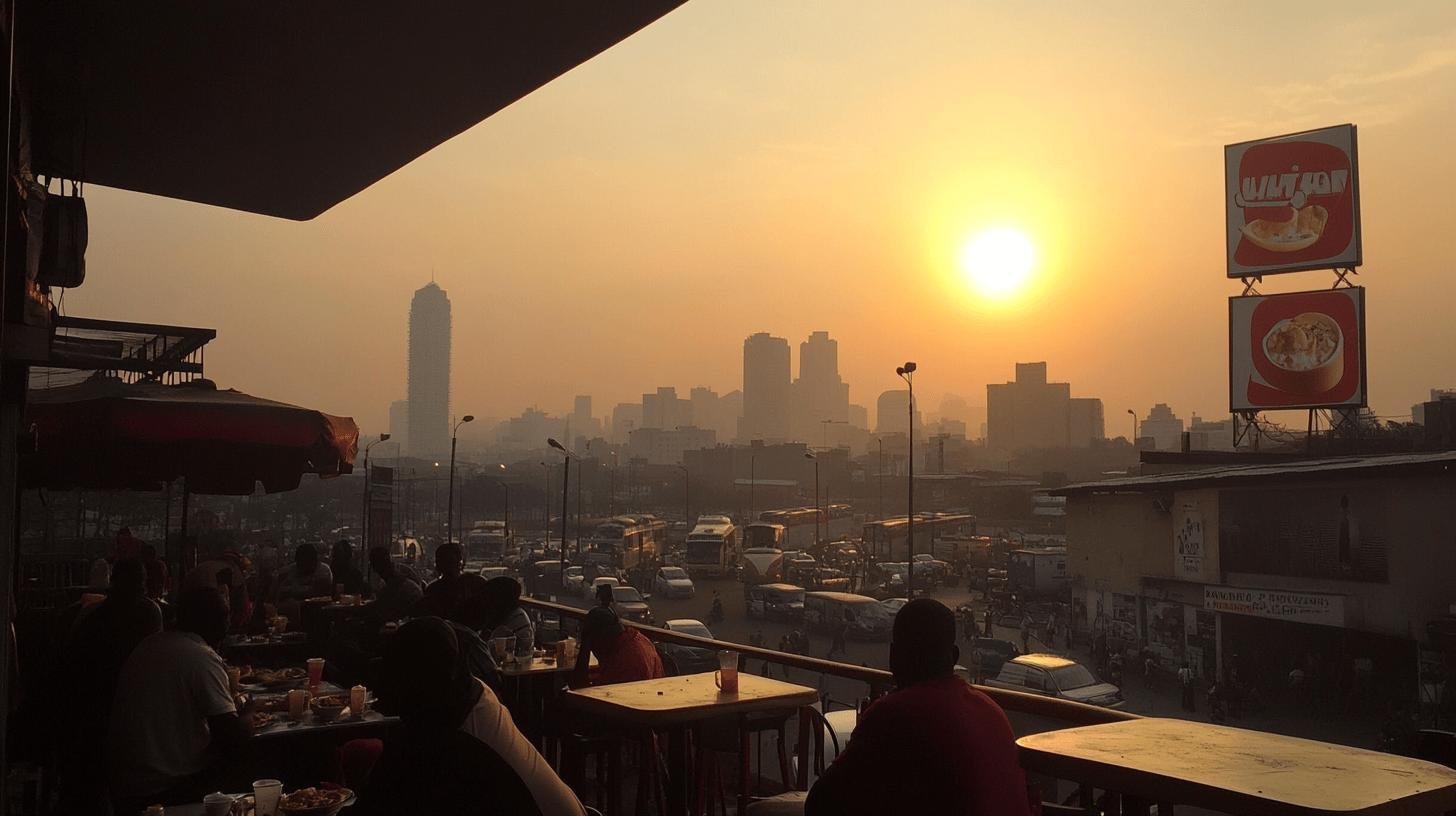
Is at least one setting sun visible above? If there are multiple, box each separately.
[958,226,1037,300]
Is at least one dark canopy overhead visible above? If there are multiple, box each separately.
[23,0,685,220]
[24,377,359,495]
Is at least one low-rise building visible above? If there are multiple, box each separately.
[1054,451,1456,698]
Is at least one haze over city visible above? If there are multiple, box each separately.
[67,1,1456,434]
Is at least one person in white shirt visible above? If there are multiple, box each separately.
[109,587,253,809]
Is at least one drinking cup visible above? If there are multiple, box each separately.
[714,650,740,694]
[492,637,511,662]
[287,688,308,719]
[226,666,242,694]
[306,657,325,687]
[252,780,282,816]
[203,792,234,816]
[349,684,368,716]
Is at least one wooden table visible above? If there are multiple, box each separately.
[563,672,819,816]
[1017,717,1456,815]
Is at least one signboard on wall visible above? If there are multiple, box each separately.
[1173,503,1205,579]
[1204,586,1345,627]
[1229,287,1365,411]
[1225,124,1361,278]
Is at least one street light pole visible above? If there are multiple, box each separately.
[804,451,819,547]
[897,361,917,600]
[1127,408,1138,445]
[877,437,884,522]
[447,416,474,546]
[678,464,690,528]
[548,438,577,589]
[361,433,390,551]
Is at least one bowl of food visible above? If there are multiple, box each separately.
[278,787,352,816]
[1258,311,1343,394]
[311,694,348,721]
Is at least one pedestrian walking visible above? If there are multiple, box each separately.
[1179,663,1196,711]
[983,607,993,638]
[1020,613,1033,653]
[777,633,794,679]
[828,612,848,659]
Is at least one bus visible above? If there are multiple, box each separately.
[683,515,737,576]
[760,504,857,549]
[582,514,667,571]
[742,521,785,550]
[464,520,513,564]
[862,513,976,562]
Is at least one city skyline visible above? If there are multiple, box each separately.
[64,3,1456,435]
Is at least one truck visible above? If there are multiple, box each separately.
[1007,546,1068,596]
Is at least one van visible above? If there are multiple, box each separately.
[745,583,806,621]
[803,591,891,641]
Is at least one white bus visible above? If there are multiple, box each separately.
[683,515,738,576]
[465,520,513,564]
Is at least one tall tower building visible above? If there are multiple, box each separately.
[791,330,850,442]
[407,282,451,459]
[739,332,790,442]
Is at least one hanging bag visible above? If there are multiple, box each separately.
[38,177,87,288]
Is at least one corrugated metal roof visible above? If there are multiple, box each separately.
[1051,450,1456,496]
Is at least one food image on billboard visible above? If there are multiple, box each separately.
[1229,287,1365,411]
[1225,124,1361,278]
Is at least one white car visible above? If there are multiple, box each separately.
[562,566,586,595]
[585,576,620,601]
[653,566,696,599]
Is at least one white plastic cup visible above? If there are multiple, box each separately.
[203,792,234,816]
[253,779,283,816]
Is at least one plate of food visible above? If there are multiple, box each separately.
[249,711,278,730]
[311,694,348,721]
[242,667,308,690]
[279,786,353,816]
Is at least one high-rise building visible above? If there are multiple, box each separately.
[848,403,869,430]
[642,386,693,429]
[568,395,600,442]
[791,331,851,442]
[986,362,1102,452]
[1140,403,1185,451]
[690,386,742,442]
[739,332,791,442]
[875,389,922,436]
[388,399,410,451]
[407,282,451,458]
[610,402,643,444]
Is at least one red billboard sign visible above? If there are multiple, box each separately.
[1228,287,1366,411]
[1225,124,1361,278]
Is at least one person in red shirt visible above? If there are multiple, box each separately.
[806,598,1034,816]
[569,606,664,688]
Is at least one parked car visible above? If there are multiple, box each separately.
[911,553,951,584]
[965,637,1021,677]
[658,619,718,674]
[585,576,621,602]
[983,654,1123,708]
[652,566,696,599]
[745,583,806,621]
[611,584,654,624]
[879,597,907,616]
[562,565,586,596]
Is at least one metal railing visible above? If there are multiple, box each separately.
[521,596,1136,728]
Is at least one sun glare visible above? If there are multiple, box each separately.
[958,226,1037,300]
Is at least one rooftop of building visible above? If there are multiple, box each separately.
[1051,449,1456,496]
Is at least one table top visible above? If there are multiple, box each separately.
[1017,718,1456,815]
[252,709,395,740]
[562,672,819,727]
[500,654,595,677]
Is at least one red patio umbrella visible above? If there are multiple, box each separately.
[23,377,358,495]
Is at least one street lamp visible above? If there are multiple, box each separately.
[447,415,474,545]
[361,433,390,551]
[432,461,441,542]
[804,451,820,547]
[877,437,884,523]
[1127,408,1138,446]
[548,438,576,589]
[678,464,691,529]
[494,463,511,541]
[896,361,917,600]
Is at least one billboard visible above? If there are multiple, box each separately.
[1229,287,1365,411]
[1225,124,1361,278]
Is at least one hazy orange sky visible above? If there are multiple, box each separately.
[71,2,1456,436]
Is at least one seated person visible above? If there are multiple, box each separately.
[55,559,163,812]
[569,606,663,689]
[446,574,504,691]
[482,576,535,659]
[369,546,423,620]
[108,588,253,809]
[805,599,1032,816]
[275,542,334,602]
[418,541,464,618]
[330,539,372,597]
[357,617,586,816]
